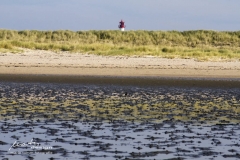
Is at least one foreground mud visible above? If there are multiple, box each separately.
[0,82,240,160]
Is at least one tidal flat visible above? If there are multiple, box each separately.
[0,82,240,160]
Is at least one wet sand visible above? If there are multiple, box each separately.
[0,74,240,88]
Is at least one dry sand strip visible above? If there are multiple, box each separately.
[0,49,240,83]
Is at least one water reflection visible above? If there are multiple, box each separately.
[0,82,240,159]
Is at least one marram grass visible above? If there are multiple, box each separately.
[0,29,240,60]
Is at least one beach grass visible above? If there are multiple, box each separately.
[0,29,240,60]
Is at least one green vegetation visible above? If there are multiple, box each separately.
[0,29,240,60]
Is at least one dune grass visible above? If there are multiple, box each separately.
[0,29,240,60]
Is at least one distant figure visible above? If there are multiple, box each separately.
[118,20,126,31]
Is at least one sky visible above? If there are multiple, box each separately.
[0,0,240,31]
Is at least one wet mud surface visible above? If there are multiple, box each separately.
[0,82,240,160]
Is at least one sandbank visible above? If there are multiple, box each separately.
[0,49,240,86]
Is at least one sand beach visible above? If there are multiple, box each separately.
[0,49,240,87]
[0,49,240,78]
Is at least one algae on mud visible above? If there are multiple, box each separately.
[1,82,240,160]
[0,82,239,124]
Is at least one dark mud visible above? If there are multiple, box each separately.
[0,82,240,160]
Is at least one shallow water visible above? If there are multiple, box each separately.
[0,82,240,160]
